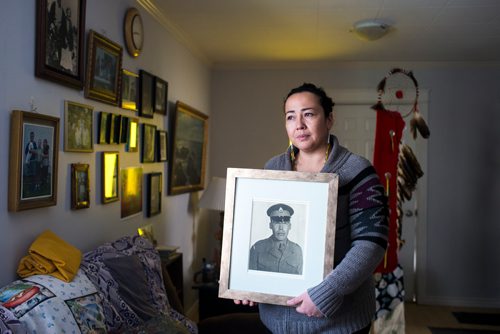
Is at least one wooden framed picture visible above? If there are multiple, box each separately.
[156,130,168,162]
[218,168,338,305]
[125,118,139,152]
[168,101,208,195]
[146,172,162,217]
[71,163,90,209]
[141,123,157,163]
[121,69,138,111]
[120,167,143,219]
[64,100,93,152]
[97,111,109,144]
[154,76,168,115]
[139,70,154,118]
[8,110,60,212]
[101,151,119,204]
[85,30,123,105]
[35,0,86,89]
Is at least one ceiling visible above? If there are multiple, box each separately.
[143,0,500,65]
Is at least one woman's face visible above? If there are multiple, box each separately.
[284,91,333,154]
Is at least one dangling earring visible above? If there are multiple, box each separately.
[289,140,295,163]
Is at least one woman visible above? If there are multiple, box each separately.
[237,83,388,334]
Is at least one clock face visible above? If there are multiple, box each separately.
[124,8,143,57]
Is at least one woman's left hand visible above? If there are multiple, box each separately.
[287,292,323,318]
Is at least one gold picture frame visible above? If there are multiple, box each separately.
[71,163,90,209]
[64,100,93,152]
[8,110,60,211]
[218,168,338,306]
[85,30,123,105]
[101,151,119,204]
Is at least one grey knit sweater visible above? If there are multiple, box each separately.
[259,135,388,334]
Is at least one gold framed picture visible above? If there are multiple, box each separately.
[64,100,93,152]
[71,163,90,209]
[101,151,119,204]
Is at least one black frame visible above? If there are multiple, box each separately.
[139,70,154,118]
[154,76,168,115]
[146,172,162,217]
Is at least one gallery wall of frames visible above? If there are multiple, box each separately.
[8,0,208,219]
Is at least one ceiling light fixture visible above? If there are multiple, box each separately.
[351,19,391,41]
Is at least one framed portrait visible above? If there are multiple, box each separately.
[154,76,168,115]
[8,110,60,212]
[101,151,119,204]
[126,118,139,152]
[71,163,90,209]
[168,101,208,195]
[139,70,154,118]
[85,30,123,105]
[156,130,168,162]
[35,0,86,89]
[141,123,157,163]
[146,172,162,217]
[97,111,109,144]
[121,69,138,111]
[120,167,143,219]
[218,168,338,305]
[64,100,93,152]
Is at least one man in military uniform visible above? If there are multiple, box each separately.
[249,203,303,275]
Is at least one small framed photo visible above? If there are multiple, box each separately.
[64,100,93,152]
[218,168,338,306]
[139,70,154,118]
[108,113,121,144]
[126,118,139,152]
[146,172,162,217]
[97,111,109,144]
[101,151,119,204]
[85,30,123,105]
[71,163,90,209]
[121,69,138,111]
[121,167,143,219]
[8,110,60,212]
[154,76,168,115]
[156,130,168,162]
[168,101,208,195]
[141,123,157,163]
[120,116,129,144]
[35,0,86,89]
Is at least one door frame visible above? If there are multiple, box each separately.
[327,88,429,303]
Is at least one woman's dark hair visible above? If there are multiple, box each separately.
[284,83,335,117]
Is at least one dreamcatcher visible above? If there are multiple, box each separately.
[372,67,430,139]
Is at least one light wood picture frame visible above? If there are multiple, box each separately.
[8,110,60,211]
[64,100,93,152]
[218,168,338,306]
[71,163,90,209]
[85,30,123,105]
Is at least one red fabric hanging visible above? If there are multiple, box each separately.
[373,109,405,274]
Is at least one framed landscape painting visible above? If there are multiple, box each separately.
[35,0,86,89]
[8,110,60,211]
[168,101,208,195]
[218,168,338,305]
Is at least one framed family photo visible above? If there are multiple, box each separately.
[218,168,338,305]
[8,110,60,212]
[101,151,119,204]
[35,0,86,89]
[121,69,138,111]
[64,100,93,152]
[71,163,90,209]
[141,123,157,163]
[139,70,154,118]
[154,76,168,115]
[85,30,123,105]
[168,101,208,195]
[146,172,162,217]
[120,167,143,219]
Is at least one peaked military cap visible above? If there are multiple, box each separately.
[267,203,294,222]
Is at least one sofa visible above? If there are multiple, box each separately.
[0,235,197,334]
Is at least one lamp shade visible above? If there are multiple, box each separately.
[352,19,390,41]
[199,177,226,212]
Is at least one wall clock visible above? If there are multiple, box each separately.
[124,7,143,57]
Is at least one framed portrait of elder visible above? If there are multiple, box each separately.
[218,168,338,306]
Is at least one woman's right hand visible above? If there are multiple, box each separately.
[233,299,257,307]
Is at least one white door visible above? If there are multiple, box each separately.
[330,90,428,302]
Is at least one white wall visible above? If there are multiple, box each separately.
[0,0,211,311]
[210,62,500,308]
